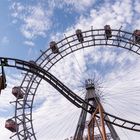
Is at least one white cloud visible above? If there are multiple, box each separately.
[10,0,140,40]
[60,0,95,12]
[10,2,25,18]
[134,19,140,29]
[33,94,80,140]
[11,3,53,39]
[134,0,140,13]
[10,0,96,40]
[47,0,95,13]
[24,40,35,47]
[1,36,9,45]
[62,0,139,37]
[21,5,52,39]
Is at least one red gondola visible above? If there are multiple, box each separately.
[0,75,6,90]
[133,30,140,44]
[12,86,24,99]
[5,119,18,132]
[0,62,7,94]
[76,29,84,43]
[50,41,59,53]
[104,25,112,39]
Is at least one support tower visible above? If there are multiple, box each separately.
[74,79,120,140]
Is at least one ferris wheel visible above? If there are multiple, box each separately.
[1,25,140,139]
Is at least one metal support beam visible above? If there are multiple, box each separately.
[74,79,96,140]
[88,104,107,140]
[73,99,88,140]
[105,116,120,140]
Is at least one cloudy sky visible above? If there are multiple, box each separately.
[0,0,140,140]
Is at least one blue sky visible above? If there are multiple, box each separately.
[0,0,140,139]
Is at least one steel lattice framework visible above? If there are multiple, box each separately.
[1,27,140,139]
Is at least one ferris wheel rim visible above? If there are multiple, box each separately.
[10,27,140,139]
